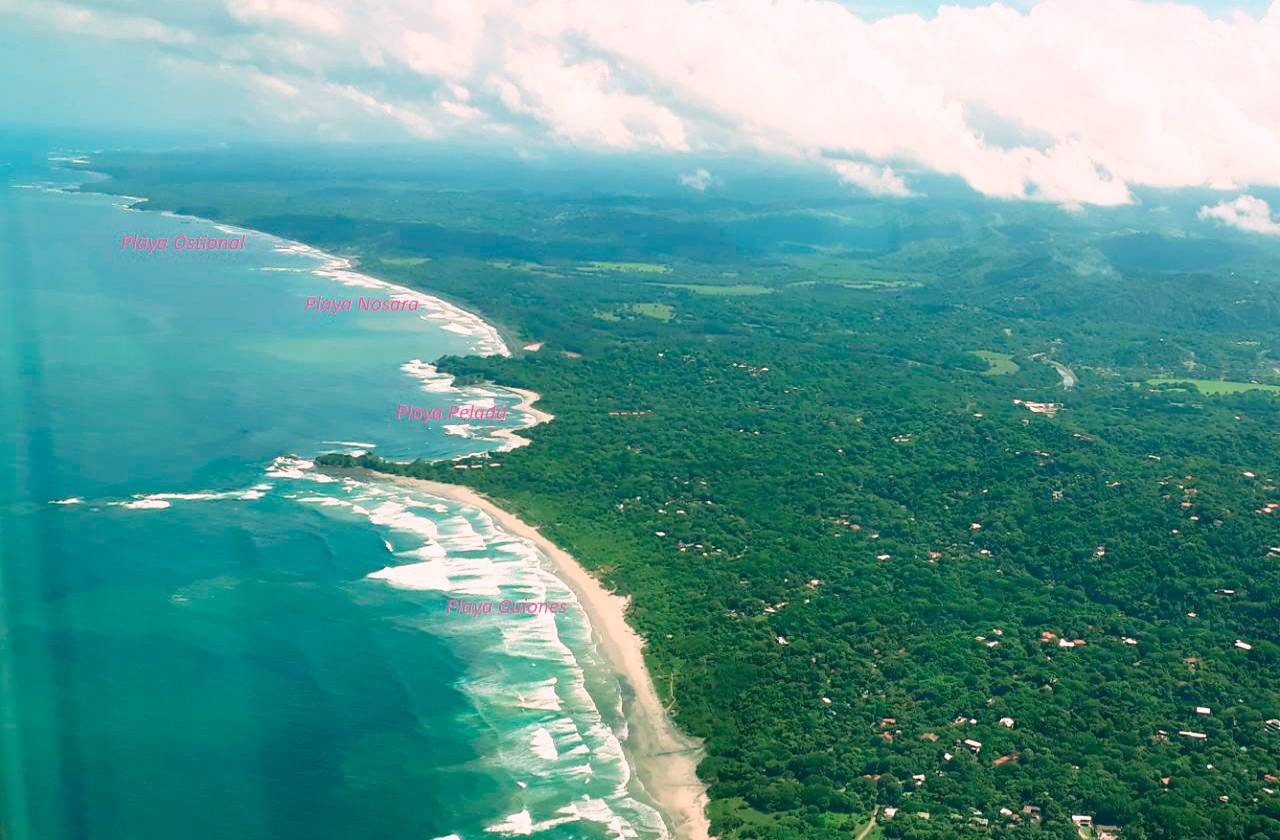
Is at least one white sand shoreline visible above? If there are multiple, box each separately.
[67,163,510,359]
[365,462,711,840]
[484,385,557,451]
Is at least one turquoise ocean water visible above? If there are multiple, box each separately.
[0,165,668,840]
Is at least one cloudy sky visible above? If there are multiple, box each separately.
[2,0,1278,224]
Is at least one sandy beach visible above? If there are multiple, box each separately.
[377,465,712,840]
[503,386,555,425]
[487,385,557,451]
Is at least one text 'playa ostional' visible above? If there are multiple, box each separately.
[120,233,246,252]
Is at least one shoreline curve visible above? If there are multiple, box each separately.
[72,161,709,838]
[362,468,712,840]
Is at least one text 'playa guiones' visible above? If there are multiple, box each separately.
[447,600,571,616]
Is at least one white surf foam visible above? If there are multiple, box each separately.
[400,359,459,393]
[111,498,171,510]
[296,496,349,507]
[515,678,563,712]
[271,242,508,357]
[368,560,451,591]
[366,500,443,539]
[82,455,659,839]
[531,727,559,761]
[272,476,667,839]
[485,809,533,836]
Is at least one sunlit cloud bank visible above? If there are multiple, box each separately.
[3,0,1279,209]
[678,168,715,192]
[1199,194,1280,235]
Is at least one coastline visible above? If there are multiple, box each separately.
[259,219,710,834]
[75,169,536,359]
[61,161,710,837]
[486,386,556,451]
[61,163,509,359]
[371,469,712,840]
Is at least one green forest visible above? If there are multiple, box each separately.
[91,149,1280,840]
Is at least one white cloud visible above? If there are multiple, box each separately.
[678,167,714,191]
[324,83,436,138]
[829,161,915,197]
[499,44,690,150]
[9,1,196,44]
[4,0,1280,207]
[1198,194,1280,235]
[226,0,346,35]
[249,70,300,97]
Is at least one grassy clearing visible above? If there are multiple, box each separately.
[488,260,563,276]
[578,261,672,274]
[856,819,885,840]
[629,302,675,321]
[705,799,878,838]
[379,256,431,266]
[972,350,1020,375]
[658,282,773,296]
[1147,378,1280,395]
[594,304,675,321]
[789,278,922,291]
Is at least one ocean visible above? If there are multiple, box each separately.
[0,164,669,840]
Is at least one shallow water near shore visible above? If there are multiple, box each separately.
[0,167,669,839]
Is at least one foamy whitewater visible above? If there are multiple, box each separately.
[27,172,670,839]
[267,241,507,358]
[82,456,671,840]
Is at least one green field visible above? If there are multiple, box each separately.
[659,282,773,296]
[593,303,676,322]
[971,350,1020,375]
[629,302,675,321]
[488,259,564,276]
[578,260,672,273]
[1148,377,1280,394]
[788,278,922,291]
[378,256,431,266]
